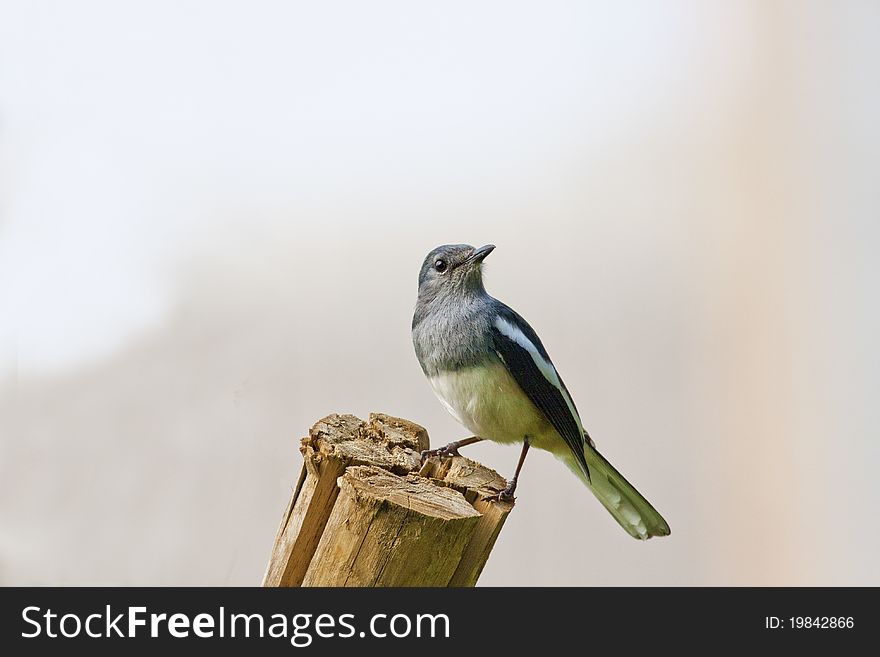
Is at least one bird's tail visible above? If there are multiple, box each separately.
[567,440,670,540]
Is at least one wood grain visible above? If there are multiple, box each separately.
[263,413,513,587]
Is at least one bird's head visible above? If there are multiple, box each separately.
[416,243,495,303]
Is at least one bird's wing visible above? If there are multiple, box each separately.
[490,306,591,481]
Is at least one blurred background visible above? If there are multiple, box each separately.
[1,1,878,586]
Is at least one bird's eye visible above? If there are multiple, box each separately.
[434,259,447,273]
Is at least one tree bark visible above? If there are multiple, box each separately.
[262,413,513,587]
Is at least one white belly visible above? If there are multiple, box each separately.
[428,363,556,449]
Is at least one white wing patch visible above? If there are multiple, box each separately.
[493,316,584,436]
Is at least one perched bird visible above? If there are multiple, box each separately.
[411,244,670,539]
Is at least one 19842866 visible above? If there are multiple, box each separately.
[765,617,854,629]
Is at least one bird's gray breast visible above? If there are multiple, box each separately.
[411,298,494,377]
[412,294,554,444]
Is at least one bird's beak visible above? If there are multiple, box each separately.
[468,244,496,264]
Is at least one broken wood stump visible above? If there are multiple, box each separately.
[262,413,513,587]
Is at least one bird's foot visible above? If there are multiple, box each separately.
[420,442,462,461]
[482,479,517,503]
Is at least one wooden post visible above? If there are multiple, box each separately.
[262,413,513,587]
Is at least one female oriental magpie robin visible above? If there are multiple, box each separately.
[411,244,670,539]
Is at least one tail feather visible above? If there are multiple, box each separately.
[572,443,671,540]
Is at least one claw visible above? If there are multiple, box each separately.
[420,444,460,461]
[481,484,516,503]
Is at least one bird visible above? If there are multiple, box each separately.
[411,243,670,539]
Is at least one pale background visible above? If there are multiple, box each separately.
[1,1,878,586]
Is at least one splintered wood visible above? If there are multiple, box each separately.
[262,413,513,587]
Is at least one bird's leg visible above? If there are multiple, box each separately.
[485,438,531,502]
[420,436,484,461]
